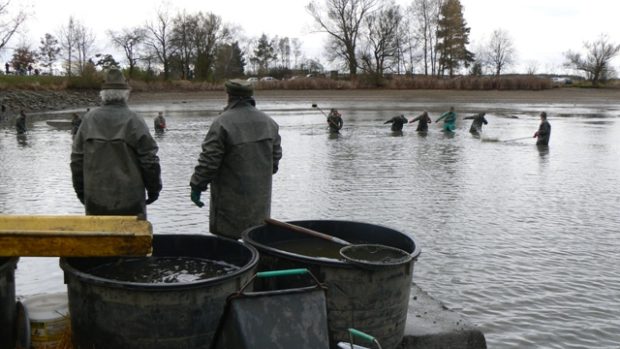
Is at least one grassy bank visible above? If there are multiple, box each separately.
[0,73,578,92]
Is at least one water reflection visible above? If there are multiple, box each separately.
[2,100,620,349]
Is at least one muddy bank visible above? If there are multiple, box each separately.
[1,88,619,120]
[0,90,99,116]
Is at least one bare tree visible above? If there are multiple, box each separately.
[39,33,61,74]
[307,0,378,76]
[0,0,26,53]
[58,16,77,76]
[59,17,95,76]
[564,34,620,86]
[108,27,146,78]
[410,0,442,75]
[485,28,515,76]
[359,2,403,78]
[74,22,96,75]
[145,6,174,79]
[291,38,302,69]
[170,11,198,80]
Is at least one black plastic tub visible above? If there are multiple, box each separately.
[0,257,18,349]
[60,234,258,349]
[242,220,421,349]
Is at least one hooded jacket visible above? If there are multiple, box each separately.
[190,97,282,239]
[71,100,162,216]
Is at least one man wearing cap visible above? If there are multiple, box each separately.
[533,111,551,146]
[70,68,162,216]
[190,79,282,239]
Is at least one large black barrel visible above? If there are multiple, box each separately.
[242,220,421,349]
[60,234,258,349]
[0,257,18,349]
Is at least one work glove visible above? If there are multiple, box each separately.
[191,189,205,208]
[145,192,159,205]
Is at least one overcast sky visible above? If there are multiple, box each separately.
[12,0,620,74]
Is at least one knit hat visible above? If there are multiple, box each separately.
[102,68,129,90]
[225,79,253,97]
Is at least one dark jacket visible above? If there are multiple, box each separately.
[385,115,408,131]
[15,114,26,134]
[70,101,162,216]
[410,113,432,132]
[464,113,488,134]
[536,120,551,145]
[327,111,343,133]
[190,97,282,239]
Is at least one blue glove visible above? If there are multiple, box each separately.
[191,189,204,208]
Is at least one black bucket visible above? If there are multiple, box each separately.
[0,257,18,349]
[60,234,258,349]
[242,220,421,349]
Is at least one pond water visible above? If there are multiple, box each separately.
[1,96,620,348]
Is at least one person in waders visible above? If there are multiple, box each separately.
[463,112,488,136]
[384,115,408,132]
[15,110,27,134]
[154,111,166,133]
[409,111,432,132]
[533,111,551,146]
[70,68,162,217]
[436,106,457,132]
[190,79,282,239]
[327,108,343,133]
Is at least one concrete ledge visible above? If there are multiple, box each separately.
[400,283,487,349]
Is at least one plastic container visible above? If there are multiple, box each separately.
[242,220,420,349]
[22,292,70,349]
[0,257,19,349]
[60,234,259,349]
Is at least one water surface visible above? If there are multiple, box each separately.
[2,97,620,348]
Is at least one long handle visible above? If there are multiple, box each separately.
[311,103,328,117]
[502,136,532,142]
[265,218,351,246]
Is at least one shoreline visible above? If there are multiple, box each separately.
[1,88,618,119]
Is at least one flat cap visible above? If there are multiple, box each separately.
[225,79,254,97]
[102,68,129,90]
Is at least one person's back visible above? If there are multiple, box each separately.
[464,112,487,135]
[385,115,407,131]
[190,80,282,239]
[71,69,161,216]
[410,111,432,132]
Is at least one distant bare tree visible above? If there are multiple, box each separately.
[485,28,515,76]
[359,2,403,79]
[145,6,174,79]
[59,17,95,76]
[58,16,77,76]
[39,33,61,74]
[0,0,26,53]
[291,38,302,69]
[307,0,379,76]
[74,22,96,75]
[108,27,146,78]
[525,60,538,75]
[564,34,620,86]
[410,0,443,75]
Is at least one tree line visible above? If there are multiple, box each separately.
[2,0,619,86]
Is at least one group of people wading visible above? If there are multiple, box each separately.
[21,67,550,243]
[331,106,550,146]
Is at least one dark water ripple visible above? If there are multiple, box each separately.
[2,102,620,348]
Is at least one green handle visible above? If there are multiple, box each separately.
[256,268,309,278]
[348,328,376,342]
